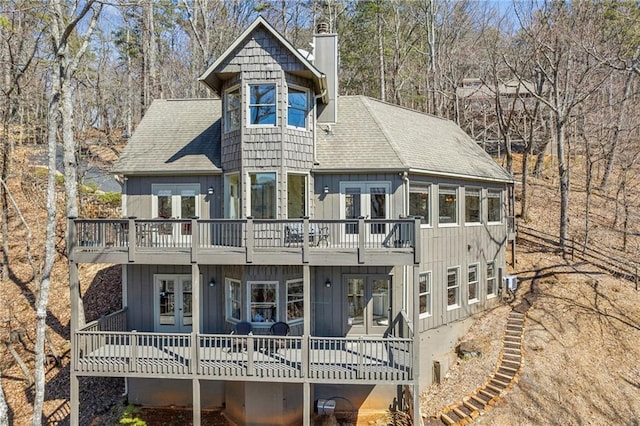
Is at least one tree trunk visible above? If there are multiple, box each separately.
[0,375,8,425]
[582,133,593,253]
[599,68,633,191]
[521,151,530,221]
[556,119,569,256]
[33,52,60,426]
[62,77,78,219]
[377,6,385,102]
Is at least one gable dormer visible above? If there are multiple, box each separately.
[198,18,328,172]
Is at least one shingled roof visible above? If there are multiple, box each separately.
[113,95,511,183]
[315,96,513,182]
[112,99,222,175]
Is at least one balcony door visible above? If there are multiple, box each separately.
[346,276,390,336]
[340,182,390,245]
[152,184,200,244]
[154,275,195,333]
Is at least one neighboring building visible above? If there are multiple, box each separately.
[68,17,514,425]
[456,77,541,155]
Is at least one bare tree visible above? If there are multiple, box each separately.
[33,1,102,423]
[511,1,608,254]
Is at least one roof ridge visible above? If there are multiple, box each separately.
[199,16,324,96]
[159,98,220,102]
[359,97,409,169]
[360,95,450,123]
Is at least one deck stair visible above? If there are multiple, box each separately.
[434,306,529,425]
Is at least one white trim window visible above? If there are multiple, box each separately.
[468,263,479,303]
[249,84,276,126]
[249,281,278,323]
[249,172,277,219]
[287,87,308,129]
[224,173,240,219]
[286,279,304,322]
[465,188,481,224]
[447,267,460,309]
[488,190,502,223]
[226,278,242,321]
[224,87,241,132]
[409,185,430,226]
[487,262,497,297]
[419,272,432,318]
[439,186,458,225]
[287,173,307,218]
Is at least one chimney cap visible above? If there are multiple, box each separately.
[316,22,329,34]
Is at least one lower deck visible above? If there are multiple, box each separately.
[75,330,413,384]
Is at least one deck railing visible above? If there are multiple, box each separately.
[70,217,419,256]
[74,330,413,383]
[309,336,413,382]
[79,308,127,333]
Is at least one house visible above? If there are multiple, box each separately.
[68,17,514,426]
[456,77,541,155]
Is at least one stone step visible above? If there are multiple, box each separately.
[485,383,503,394]
[440,412,456,425]
[463,398,483,412]
[500,364,519,373]
[495,371,514,381]
[490,377,510,388]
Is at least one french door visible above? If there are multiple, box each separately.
[152,184,200,244]
[340,182,391,244]
[154,275,194,333]
[346,276,391,336]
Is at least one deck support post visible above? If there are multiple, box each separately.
[191,263,201,425]
[412,264,422,425]
[246,218,254,263]
[127,217,136,262]
[69,258,80,426]
[358,216,366,263]
[70,373,79,426]
[192,378,201,426]
[302,265,311,425]
[302,217,310,263]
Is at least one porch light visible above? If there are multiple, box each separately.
[208,279,216,287]
[207,186,214,195]
[325,279,332,288]
[323,185,329,194]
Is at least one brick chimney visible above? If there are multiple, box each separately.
[313,23,338,124]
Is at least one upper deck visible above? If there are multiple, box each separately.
[68,217,421,266]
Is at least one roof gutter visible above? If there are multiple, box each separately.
[113,170,224,177]
[408,167,514,184]
[313,166,512,184]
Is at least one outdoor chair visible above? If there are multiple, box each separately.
[155,220,174,245]
[229,321,253,352]
[265,321,290,353]
[284,224,305,246]
[284,224,329,247]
